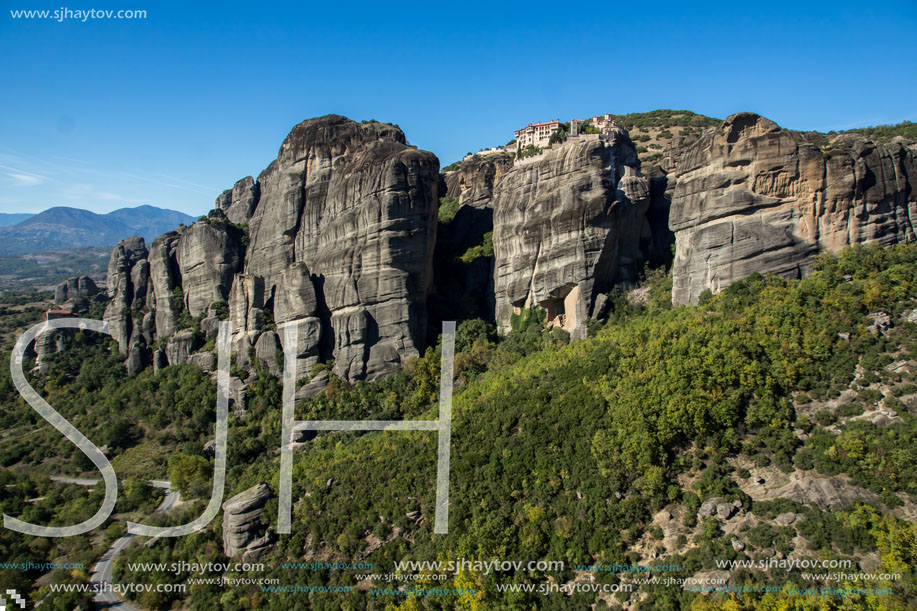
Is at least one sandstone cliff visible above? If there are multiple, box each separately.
[443,152,513,209]
[668,113,917,304]
[242,116,439,381]
[104,115,439,384]
[99,111,917,382]
[491,132,650,338]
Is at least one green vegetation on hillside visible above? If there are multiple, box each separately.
[843,120,917,142]
[3,243,917,609]
[608,109,721,130]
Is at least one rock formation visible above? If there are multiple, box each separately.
[242,115,439,381]
[103,236,149,353]
[97,111,916,383]
[215,176,260,225]
[33,276,104,371]
[54,275,99,312]
[221,483,273,561]
[668,113,917,304]
[177,212,244,318]
[101,115,439,385]
[443,152,513,209]
[147,231,182,339]
[430,155,507,324]
[491,131,650,338]
[103,211,243,369]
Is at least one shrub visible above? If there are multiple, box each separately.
[438,197,460,224]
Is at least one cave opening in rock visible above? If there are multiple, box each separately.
[539,284,579,332]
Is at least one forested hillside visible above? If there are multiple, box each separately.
[1,243,917,609]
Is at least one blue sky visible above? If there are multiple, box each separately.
[1,0,915,216]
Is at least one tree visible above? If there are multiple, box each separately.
[167,454,212,498]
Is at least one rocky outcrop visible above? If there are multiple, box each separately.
[102,115,439,384]
[188,351,216,372]
[491,132,650,338]
[148,232,182,339]
[54,275,99,313]
[243,115,439,381]
[126,343,147,376]
[34,330,65,374]
[176,211,243,318]
[215,176,260,225]
[103,237,149,353]
[669,113,917,304]
[443,153,513,209]
[103,218,238,368]
[253,330,281,376]
[221,483,273,561]
[743,469,879,511]
[34,275,103,368]
[165,330,197,366]
[698,498,742,521]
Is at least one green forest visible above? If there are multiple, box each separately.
[1,243,917,609]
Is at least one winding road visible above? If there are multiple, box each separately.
[88,480,179,610]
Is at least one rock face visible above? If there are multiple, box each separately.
[148,231,182,339]
[669,113,917,304]
[103,236,149,353]
[243,115,439,381]
[177,211,243,318]
[165,330,197,366]
[99,111,915,381]
[215,176,260,225]
[54,275,99,312]
[34,329,65,374]
[443,153,513,209]
[491,132,650,338]
[221,483,273,561]
[102,115,439,384]
[103,214,242,367]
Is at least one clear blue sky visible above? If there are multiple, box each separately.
[1,0,915,216]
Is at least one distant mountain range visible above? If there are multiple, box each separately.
[0,205,197,255]
[0,213,34,227]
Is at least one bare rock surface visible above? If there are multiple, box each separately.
[443,152,513,209]
[244,115,439,381]
[668,113,917,304]
[492,132,650,337]
[738,465,879,511]
[147,231,183,339]
[215,176,260,225]
[103,236,148,353]
[176,212,243,318]
[165,330,196,366]
[54,275,99,311]
[101,116,439,383]
[222,483,273,561]
[188,352,216,372]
